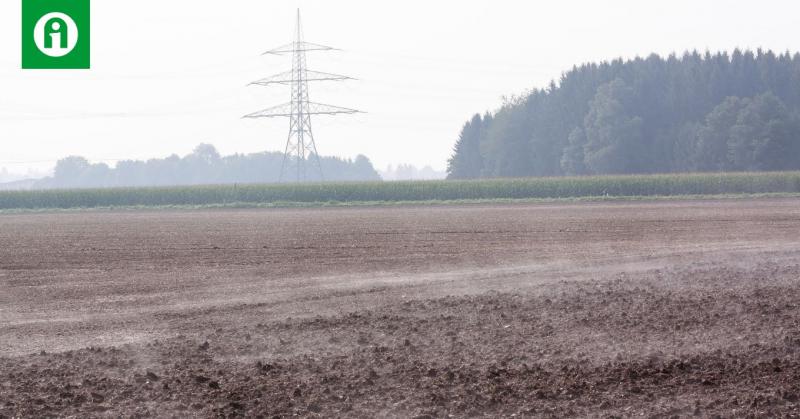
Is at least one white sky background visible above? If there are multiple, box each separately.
[1,0,800,176]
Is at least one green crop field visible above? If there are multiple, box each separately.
[2,171,800,211]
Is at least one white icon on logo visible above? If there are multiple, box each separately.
[33,12,79,57]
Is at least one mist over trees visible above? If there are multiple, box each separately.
[448,49,800,179]
[379,164,446,181]
[36,144,380,189]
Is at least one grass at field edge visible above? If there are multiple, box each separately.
[0,192,798,215]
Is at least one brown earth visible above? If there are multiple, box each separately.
[1,198,800,418]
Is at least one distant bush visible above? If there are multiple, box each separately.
[35,144,381,189]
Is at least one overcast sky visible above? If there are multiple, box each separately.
[2,0,800,176]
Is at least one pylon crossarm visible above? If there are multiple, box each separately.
[249,70,354,86]
[243,103,293,119]
[244,102,362,118]
[263,41,338,55]
[248,70,294,86]
[307,102,363,115]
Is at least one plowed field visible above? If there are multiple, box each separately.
[2,199,800,417]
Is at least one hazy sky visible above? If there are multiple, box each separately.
[2,0,800,176]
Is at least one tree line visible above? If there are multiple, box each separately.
[448,49,800,179]
[36,144,380,189]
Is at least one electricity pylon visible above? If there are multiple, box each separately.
[244,9,360,183]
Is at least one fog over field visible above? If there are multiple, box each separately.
[3,200,800,416]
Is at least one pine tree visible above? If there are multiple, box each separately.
[447,49,800,177]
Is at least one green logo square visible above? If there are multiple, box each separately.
[22,0,90,69]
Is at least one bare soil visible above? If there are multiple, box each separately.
[1,199,800,418]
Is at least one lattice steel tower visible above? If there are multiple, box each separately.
[244,9,360,182]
